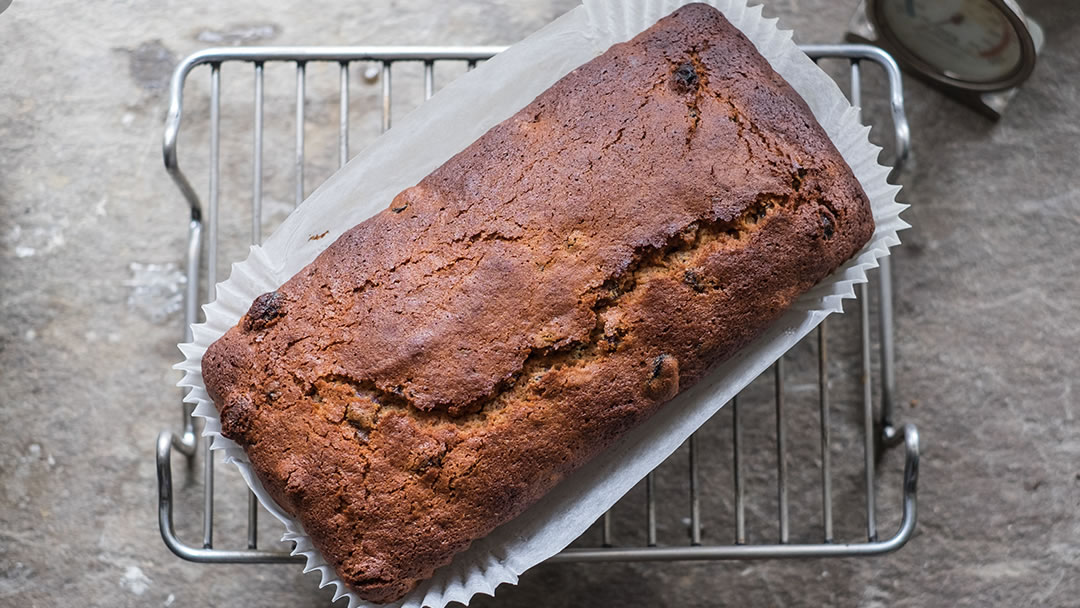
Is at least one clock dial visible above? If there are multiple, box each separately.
[880,0,1022,82]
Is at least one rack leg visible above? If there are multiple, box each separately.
[339,62,349,169]
[295,63,306,207]
[381,61,392,133]
[859,281,878,542]
[878,256,898,445]
[732,397,745,545]
[775,360,789,544]
[646,473,657,547]
[818,323,833,543]
[689,432,702,546]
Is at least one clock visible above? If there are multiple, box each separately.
[847,0,1043,118]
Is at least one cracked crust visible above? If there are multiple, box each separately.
[201,4,873,603]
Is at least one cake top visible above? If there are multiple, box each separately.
[205,3,865,420]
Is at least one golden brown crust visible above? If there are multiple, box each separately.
[201,4,873,603]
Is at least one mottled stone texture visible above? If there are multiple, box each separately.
[0,1,1077,607]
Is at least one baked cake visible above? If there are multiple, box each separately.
[202,3,874,602]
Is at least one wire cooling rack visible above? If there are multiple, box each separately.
[157,43,919,569]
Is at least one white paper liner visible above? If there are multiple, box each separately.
[175,1,908,606]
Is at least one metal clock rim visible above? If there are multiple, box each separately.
[868,0,1037,92]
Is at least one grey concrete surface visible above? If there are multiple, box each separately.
[1,0,1077,606]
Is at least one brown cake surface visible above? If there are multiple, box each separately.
[202,3,874,603]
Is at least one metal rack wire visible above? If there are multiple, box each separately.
[157,43,919,569]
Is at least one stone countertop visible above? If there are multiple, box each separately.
[1,1,1077,606]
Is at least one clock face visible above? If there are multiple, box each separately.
[878,0,1023,83]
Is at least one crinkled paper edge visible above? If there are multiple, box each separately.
[174,1,908,606]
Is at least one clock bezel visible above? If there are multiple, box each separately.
[868,0,1037,92]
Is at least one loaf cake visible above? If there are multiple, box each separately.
[202,3,873,603]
